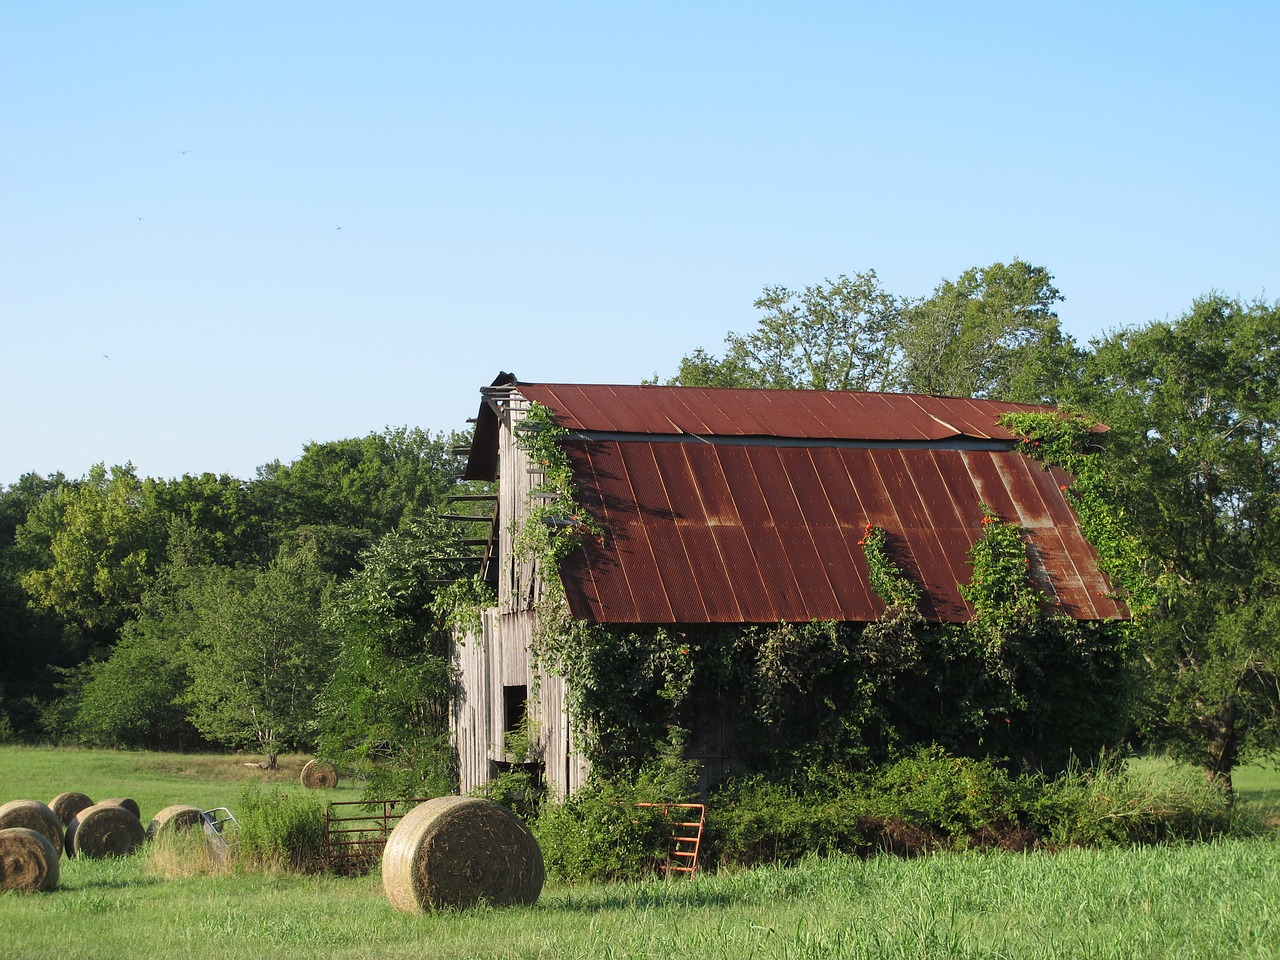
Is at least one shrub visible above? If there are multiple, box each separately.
[232,786,326,872]
[476,766,546,824]
[1029,753,1250,847]
[704,775,870,867]
[533,781,669,883]
[703,748,1261,870]
[867,746,1032,840]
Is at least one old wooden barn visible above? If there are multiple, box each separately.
[450,374,1125,799]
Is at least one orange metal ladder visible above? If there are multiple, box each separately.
[635,802,706,878]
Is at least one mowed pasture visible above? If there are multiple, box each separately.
[0,746,365,816]
[2,747,1280,960]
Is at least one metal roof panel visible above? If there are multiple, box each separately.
[555,439,1124,625]
[515,382,1073,442]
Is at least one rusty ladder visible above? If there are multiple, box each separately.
[635,802,705,878]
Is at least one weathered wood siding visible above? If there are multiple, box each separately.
[453,391,590,800]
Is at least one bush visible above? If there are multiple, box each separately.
[533,781,670,883]
[702,748,1258,870]
[476,765,546,823]
[867,746,1032,839]
[1029,753,1249,847]
[704,775,870,867]
[232,786,326,872]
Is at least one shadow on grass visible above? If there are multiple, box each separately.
[546,883,738,914]
[59,874,166,892]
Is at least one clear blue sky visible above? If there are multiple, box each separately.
[3,2,1276,483]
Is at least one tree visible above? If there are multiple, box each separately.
[153,472,265,568]
[0,472,77,736]
[1071,294,1280,793]
[181,544,339,766]
[899,259,1079,401]
[66,557,212,750]
[69,627,200,749]
[255,427,466,540]
[15,464,166,634]
[317,514,487,798]
[667,272,903,391]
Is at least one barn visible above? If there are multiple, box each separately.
[450,373,1126,799]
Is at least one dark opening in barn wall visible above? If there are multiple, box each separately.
[503,684,528,739]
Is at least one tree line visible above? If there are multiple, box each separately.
[1,259,1276,797]
[0,427,483,794]
[665,260,1279,795]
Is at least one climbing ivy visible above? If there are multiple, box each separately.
[959,505,1049,652]
[998,410,1159,617]
[858,522,922,614]
[512,402,604,567]
[510,403,1132,782]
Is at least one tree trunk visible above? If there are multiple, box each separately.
[1204,698,1238,805]
[264,753,278,771]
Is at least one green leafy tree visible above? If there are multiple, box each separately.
[318,514,490,798]
[181,544,339,767]
[16,464,166,634]
[70,627,200,749]
[66,557,213,750]
[899,259,1079,401]
[0,473,79,736]
[667,272,903,391]
[1071,294,1280,793]
[255,427,466,540]
[153,472,265,567]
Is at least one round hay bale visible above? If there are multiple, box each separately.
[66,802,145,859]
[0,828,59,892]
[48,791,94,827]
[300,759,339,789]
[146,804,207,840]
[0,800,64,858]
[381,796,544,913]
[101,797,141,819]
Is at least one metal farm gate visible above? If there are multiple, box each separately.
[323,799,429,875]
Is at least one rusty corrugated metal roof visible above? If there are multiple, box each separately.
[557,440,1124,624]
[516,382,1097,443]
[497,380,1123,625]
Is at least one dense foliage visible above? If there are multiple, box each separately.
[2,264,1276,826]
[0,426,480,797]
[534,748,1258,882]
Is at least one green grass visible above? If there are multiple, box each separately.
[4,748,1280,959]
[1126,751,1280,824]
[0,746,364,821]
[4,838,1280,959]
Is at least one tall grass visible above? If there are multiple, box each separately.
[231,785,327,872]
[3,747,1279,959]
[5,837,1279,959]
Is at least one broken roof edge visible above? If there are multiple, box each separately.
[461,371,515,482]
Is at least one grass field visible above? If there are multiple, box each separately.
[0,745,366,817]
[3,747,1279,960]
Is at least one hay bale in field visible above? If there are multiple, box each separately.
[146,804,207,840]
[66,802,145,859]
[0,828,60,892]
[48,791,94,827]
[300,759,339,789]
[0,800,65,858]
[381,796,544,913]
[101,797,141,819]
